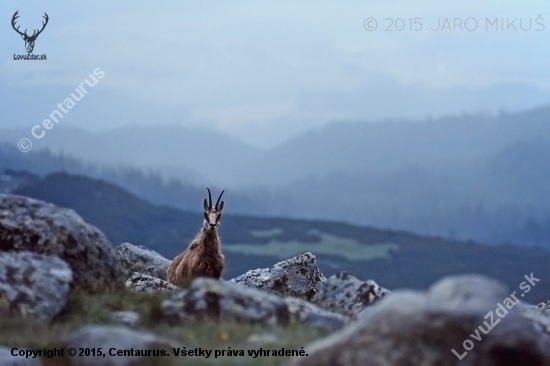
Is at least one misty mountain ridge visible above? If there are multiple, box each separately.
[2,104,549,187]
[1,103,550,247]
[0,124,259,187]
[251,105,550,186]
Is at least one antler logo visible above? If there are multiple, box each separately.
[11,10,49,54]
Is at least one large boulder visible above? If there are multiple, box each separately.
[228,253,390,320]
[161,277,346,330]
[116,242,170,280]
[0,194,124,291]
[63,325,179,366]
[125,272,178,293]
[230,252,325,301]
[287,275,550,366]
[314,271,390,318]
[0,251,72,320]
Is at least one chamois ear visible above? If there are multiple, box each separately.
[203,198,208,210]
[218,201,224,212]
[215,190,225,211]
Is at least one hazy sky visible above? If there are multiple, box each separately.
[1,0,549,147]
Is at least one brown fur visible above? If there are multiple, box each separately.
[167,188,225,286]
[166,228,225,286]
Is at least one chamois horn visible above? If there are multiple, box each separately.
[206,187,213,208]
[215,190,225,210]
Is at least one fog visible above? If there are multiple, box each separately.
[1,0,550,247]
[1,0,549,145]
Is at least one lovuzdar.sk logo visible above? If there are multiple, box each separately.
[11,10,49,60]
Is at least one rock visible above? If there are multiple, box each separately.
[0,194,124,292]
[125,272,178,293]
[314,271,390,318]
[520,303,550,334]
[162,277,289,326]
[286,275,550,366]
[283,297,347,330]
[537,300,550,312]
[230,252,325,301]
[63,325,179,366]
[0,346,43,366]
[229,254,386,322]
[0,251,72,320]
[161,277,344,329]
[110,311,140,327]
[115,242,170,280]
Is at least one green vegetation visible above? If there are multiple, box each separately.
[55,288,165,327]
[251,228,284,238]
[227,231,399,261]
[0,288,329,366]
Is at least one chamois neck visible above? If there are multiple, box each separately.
[201,227,218,238]
[196,227,220,251]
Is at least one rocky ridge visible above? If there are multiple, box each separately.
[1,194,550,366]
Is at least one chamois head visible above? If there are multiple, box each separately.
[203,188,224,231]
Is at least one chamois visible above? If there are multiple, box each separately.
[167,188,225,286]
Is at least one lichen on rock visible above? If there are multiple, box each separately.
[0,194,124,292]
[230,252,326,301]
[0,251,72,320]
